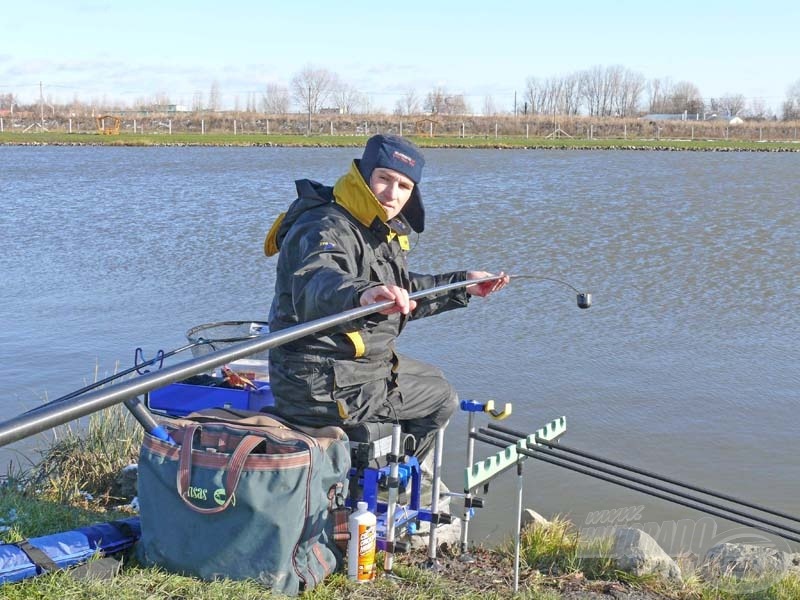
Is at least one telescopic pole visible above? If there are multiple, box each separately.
[0,277,502,448]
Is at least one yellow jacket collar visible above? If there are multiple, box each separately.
[332,161,388,230]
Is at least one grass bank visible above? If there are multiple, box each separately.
[2,131,800,151]
[3,405,800,598]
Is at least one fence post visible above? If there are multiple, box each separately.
[589,124,593,139]
[526,123,529,139]
[169,119,172,135]
[201,119,205,135]
[429,122,432,137]
[330,121,333,135]
[399,121,403,136]
[0,118,3,133]
[495,122,498,138]
[266,119,270,135]
[234,120,237,135]
[461,122,465,138]
[759,127,763,141]
[624,123,627,139]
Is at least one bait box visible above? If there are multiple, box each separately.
[147,380,274,417]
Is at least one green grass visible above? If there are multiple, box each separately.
[2,130,799,151]
[4,405,800,598]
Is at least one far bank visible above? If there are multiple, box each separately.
[2,130,800,152]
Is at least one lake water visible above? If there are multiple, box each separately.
[1,145,798,552]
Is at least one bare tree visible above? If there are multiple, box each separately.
[525,74,582,116]
[614,69,646,116]
[208,81,221,111]
[781,79,800,120]
[745,97,772,120]
[482,95,498,116]
[524,77,548,115]
[561,74,581,115]
[394,89,421,116]
[262,83,290,115]
[192,91,204,112]
[648,77,672,113]
[424,87,448,115]
[245,92,258,113]
[580,65,616,116]
[153,91,172,108]
[291,65,336,115]
[710,93,746,117]
[421,86,467,115]
[331,81,366,114]
[668,81,704,115]
[0,93,16,111]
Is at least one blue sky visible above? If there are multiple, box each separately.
[2,0,798,113]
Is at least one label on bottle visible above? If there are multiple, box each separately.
[356,523,376,581]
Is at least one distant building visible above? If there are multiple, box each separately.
[154,104,191,113]
[706,114,745,125]
[641,113,702,122]
[641,112,745,124]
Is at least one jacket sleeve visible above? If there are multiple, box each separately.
[408,270,470,320]
[284,218,378,321]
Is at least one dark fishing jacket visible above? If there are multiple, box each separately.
[265,161,470,427]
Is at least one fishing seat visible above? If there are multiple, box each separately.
[339,422,421,513]
[340,421,411,468]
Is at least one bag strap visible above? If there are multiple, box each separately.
[328,482,350,552]
[176,423,265,514]
[188,408,347,442]
[13,539,61,574]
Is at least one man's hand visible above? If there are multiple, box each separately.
[360,285,417,315]
[465,271,509,298]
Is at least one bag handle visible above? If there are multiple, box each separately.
[176,423,264,514]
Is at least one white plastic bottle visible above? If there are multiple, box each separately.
[347,501,376,582]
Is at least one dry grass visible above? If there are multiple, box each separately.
[27,403,142,506]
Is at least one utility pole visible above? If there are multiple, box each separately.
[307,84,311,136]
[39,81,45,130]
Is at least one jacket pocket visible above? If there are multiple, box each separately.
[331,360,388,422]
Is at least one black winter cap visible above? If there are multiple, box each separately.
[357,134,426,233]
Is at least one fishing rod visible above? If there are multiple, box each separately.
[523,433,800,525]
[483,427,800,540]
[22,272,590,418]
[510,274,592,309]
[21,320,275,417]
[20,342,200,417]
[2,273,584,448]
[473,425,800,544]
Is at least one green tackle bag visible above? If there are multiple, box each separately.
[136,407,350,596]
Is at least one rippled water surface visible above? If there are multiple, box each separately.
[2,146,798,548]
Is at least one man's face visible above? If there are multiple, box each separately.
[369,167,415,221]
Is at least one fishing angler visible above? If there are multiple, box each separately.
[263,133,509,470]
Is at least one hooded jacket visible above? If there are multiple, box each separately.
[265,161,469,427]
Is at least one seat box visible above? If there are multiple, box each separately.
[147,380,274,417]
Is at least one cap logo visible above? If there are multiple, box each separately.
[392,150,416,167]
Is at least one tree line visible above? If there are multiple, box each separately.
[3,64,800,121]
[251,64,800,121]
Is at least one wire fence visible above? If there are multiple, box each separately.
[2,112,799,143]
